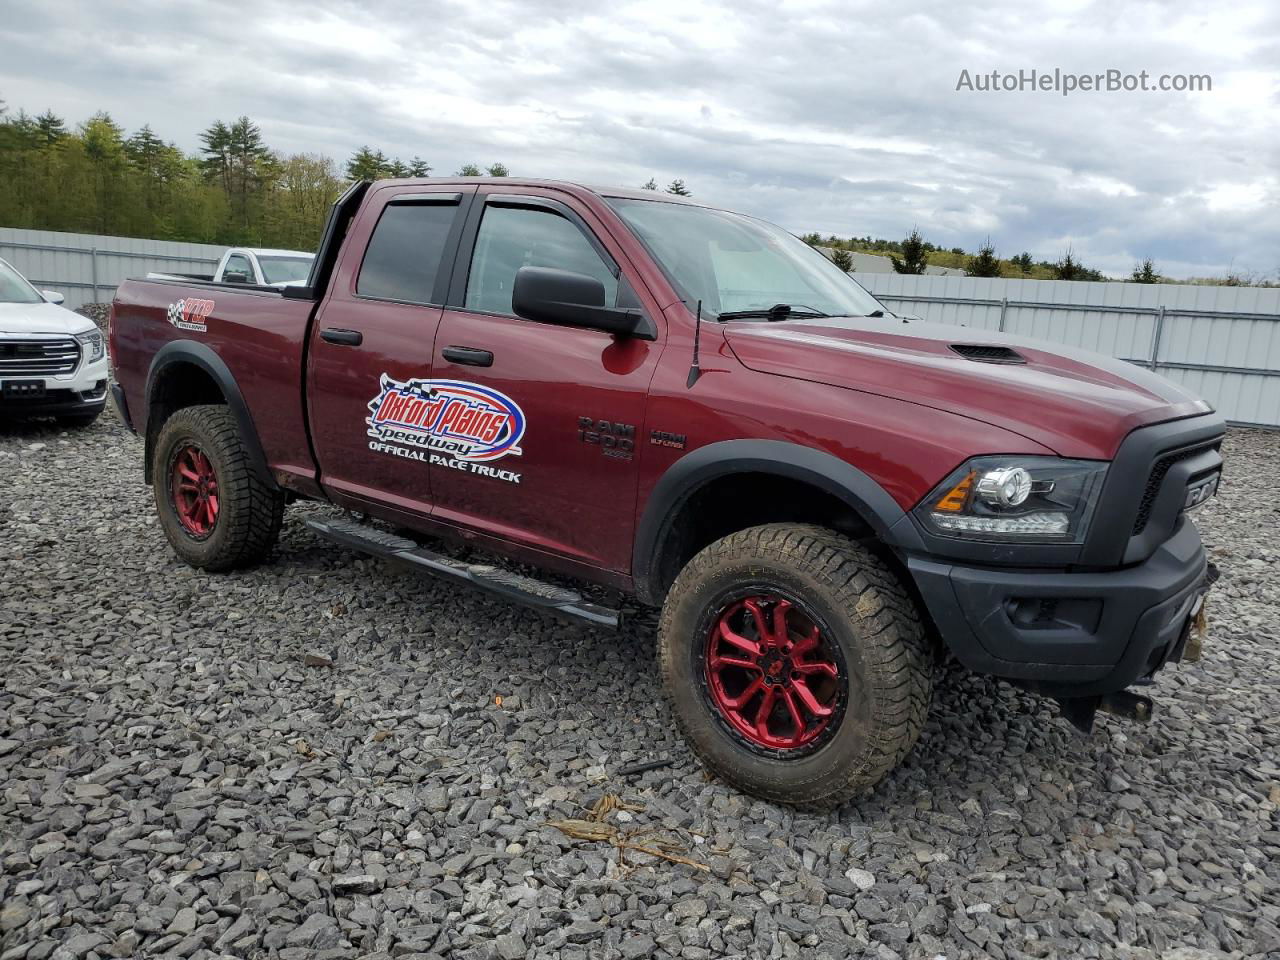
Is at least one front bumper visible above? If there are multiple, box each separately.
[908,519,1214,697]
[0,355,109,417]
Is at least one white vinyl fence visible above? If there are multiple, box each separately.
[853,273,1280,428]
[0,227,224,311]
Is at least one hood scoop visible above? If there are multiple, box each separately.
[949,343,1026,364]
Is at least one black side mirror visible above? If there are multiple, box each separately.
[512,267,653,339]
[224,271,250,284]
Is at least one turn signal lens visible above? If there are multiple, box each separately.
[934,471,975,512]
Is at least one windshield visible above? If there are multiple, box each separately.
[606,198,886,320]
[0,259,44,305]
[258,256,313,284]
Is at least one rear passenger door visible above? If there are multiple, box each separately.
[307,184,475,517]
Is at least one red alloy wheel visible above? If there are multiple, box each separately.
[171,444,219,538]
[704,595,844,751]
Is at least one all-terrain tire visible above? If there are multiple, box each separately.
[658,523,933,807]
[152,404,284,571]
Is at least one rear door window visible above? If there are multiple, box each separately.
[357,202,460,304]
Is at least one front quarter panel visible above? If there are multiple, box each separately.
[637,314,1055,517]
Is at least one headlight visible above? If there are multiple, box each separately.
[916,456,1108,543]
[75,330,104,363]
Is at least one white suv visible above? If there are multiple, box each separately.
[0,257,108,427]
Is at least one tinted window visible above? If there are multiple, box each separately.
[465,205,617,315]
[259,256,313,284]
[224,254,253,280]
[0,258,42,304]
[357,202,458,303]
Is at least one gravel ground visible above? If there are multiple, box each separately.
[1,408,1277,960]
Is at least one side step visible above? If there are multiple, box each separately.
[305,515,620,629]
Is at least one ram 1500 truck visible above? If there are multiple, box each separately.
[109,179,1224,806]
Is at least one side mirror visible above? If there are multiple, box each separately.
[224,271,250,284]
[512,267,652,339]
[42,290,65,305]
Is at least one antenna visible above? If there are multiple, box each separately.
[686,299,703,388]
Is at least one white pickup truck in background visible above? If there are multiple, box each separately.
[148,247,315,288]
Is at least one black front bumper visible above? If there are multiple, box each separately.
[908,519,1215,697]
[1,386,107,418]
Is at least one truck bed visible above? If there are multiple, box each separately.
[111,276,321,492]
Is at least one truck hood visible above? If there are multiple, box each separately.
[0,300,94,336]
[724,317,1212,459]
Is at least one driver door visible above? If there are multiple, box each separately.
[424,189,665,572]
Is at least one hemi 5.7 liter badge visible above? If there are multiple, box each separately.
[366,375,525,483]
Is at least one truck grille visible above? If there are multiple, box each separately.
[1133,441,1221,534]
[0,337,80,376]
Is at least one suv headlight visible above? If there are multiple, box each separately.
[915,456,1108,543]
[75,330,104,363]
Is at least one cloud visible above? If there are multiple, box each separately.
[1,0,1277,278]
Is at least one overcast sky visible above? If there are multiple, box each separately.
[2,0,1277,278]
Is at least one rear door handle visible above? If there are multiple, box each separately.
[442,345,494,367]
[320,328,363,346]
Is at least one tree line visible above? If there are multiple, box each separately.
[6,97,1241,284]
[802,229,1158,282]
[0,99,519,250]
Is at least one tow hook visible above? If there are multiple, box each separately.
[1098,689,1154,723]
[1057,689,1155,733]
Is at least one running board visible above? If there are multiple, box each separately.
[304,515,620,629]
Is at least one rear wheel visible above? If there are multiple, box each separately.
[152,404,284,571]
[658,523,933,807]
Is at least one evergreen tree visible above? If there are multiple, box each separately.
[1012,252,1034,275]
[1054,248,1085,280]
[34,110,66,145]
[889,229,928,274]
[965,238,1002,277]
[642,177,657,190]
[485,162,509,177]
[1131,258,1160,283]
[345,146,389,181]
[456,163,482,176]
[666,179,691,196]
[800,232,822,246]
[831,249,854,272]
[408,156,431,177]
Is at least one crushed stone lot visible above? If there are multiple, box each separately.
[1,409,1277,960]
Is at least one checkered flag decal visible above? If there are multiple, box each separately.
[166,300,184,326]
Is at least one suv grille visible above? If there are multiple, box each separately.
[0,337,80,376]
[1133,442,1221,534]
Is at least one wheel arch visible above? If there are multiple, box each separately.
[633,439,925,606]
[143,341,275,489]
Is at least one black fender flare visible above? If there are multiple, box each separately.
[632,438,925,605]
[143,340,276,489]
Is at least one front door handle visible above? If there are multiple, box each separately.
[442,345,494,367]
[320,328,363,346]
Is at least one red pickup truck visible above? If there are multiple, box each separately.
[110,179,1224,806]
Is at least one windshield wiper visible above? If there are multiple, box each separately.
[716,303,830,322]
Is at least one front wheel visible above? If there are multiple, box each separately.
[152,404,284,571]
[658,524,933,807]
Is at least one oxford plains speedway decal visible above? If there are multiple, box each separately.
[366,375,525,484]
[166,297,215,333]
